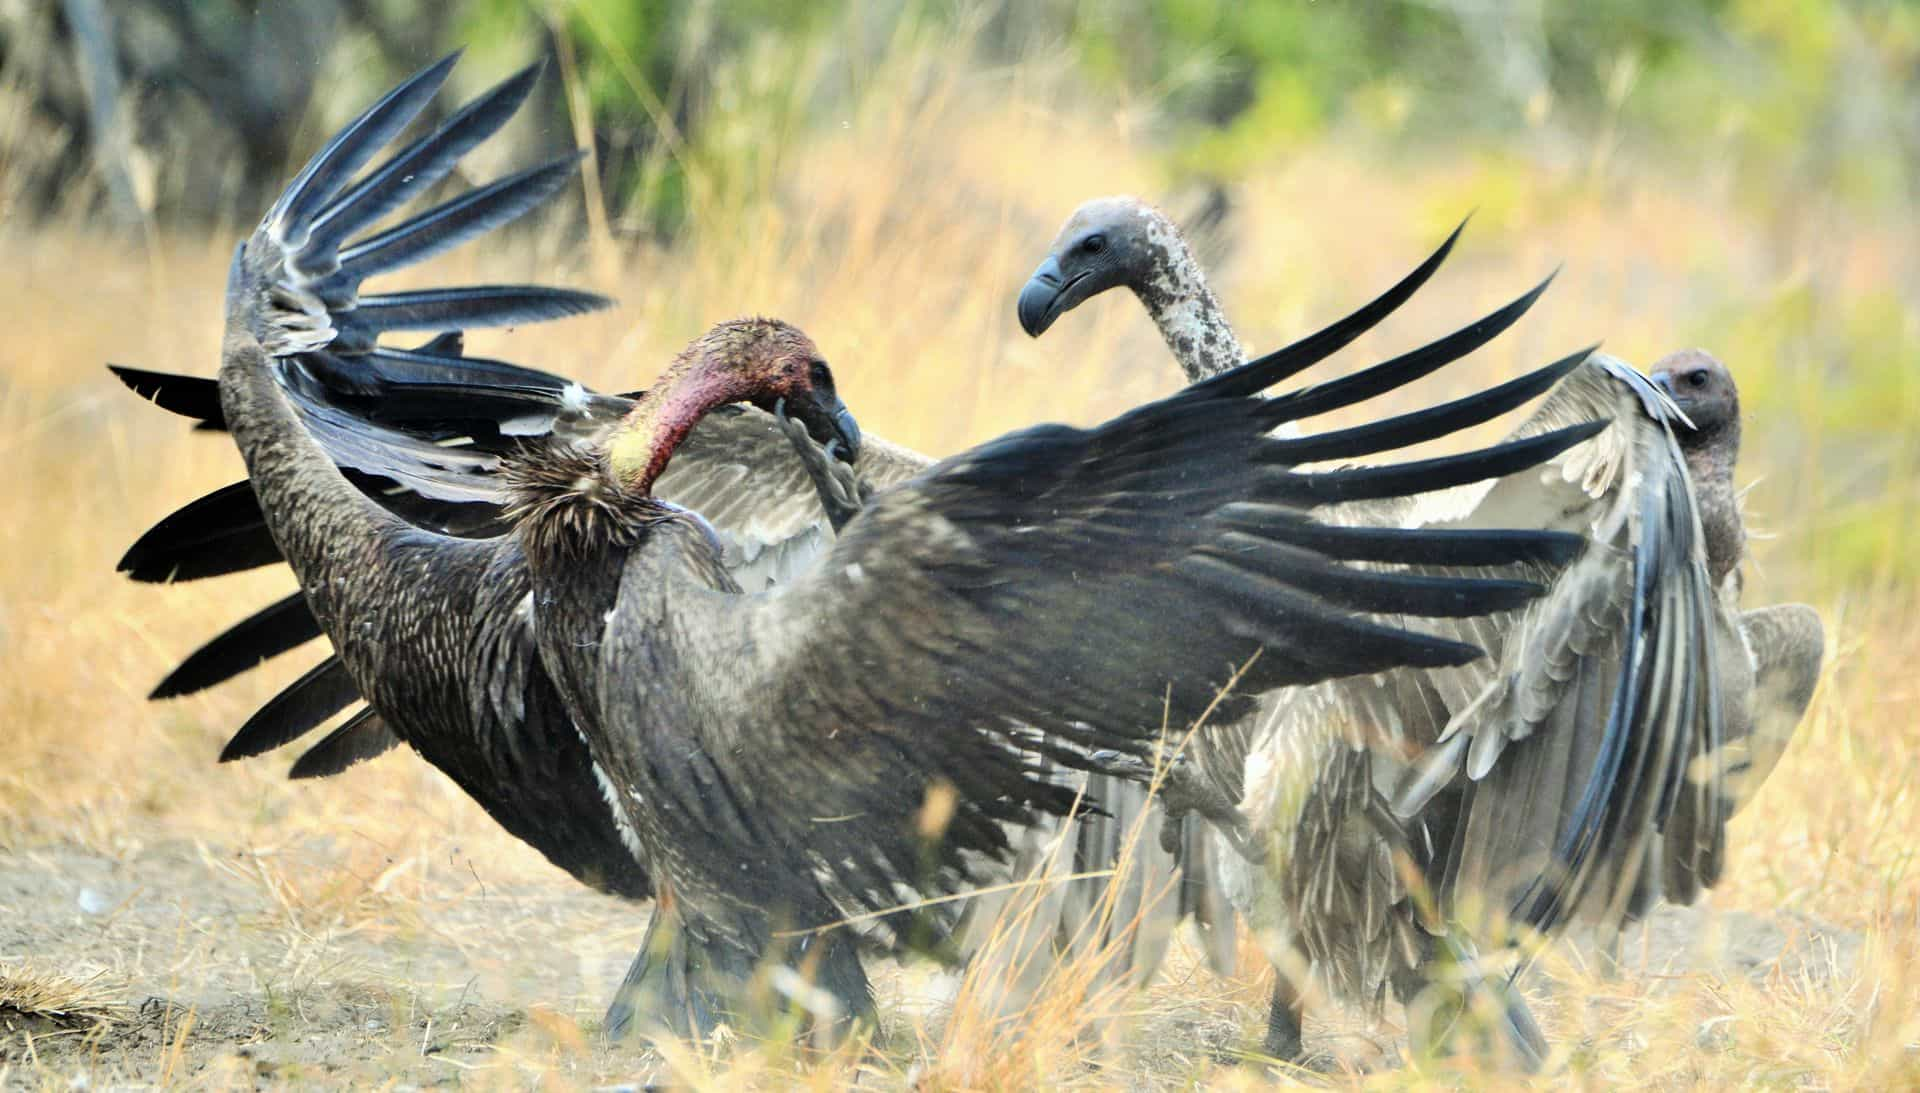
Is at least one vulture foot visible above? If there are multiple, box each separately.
[602,911,876,1049]
[775,398,868,532]
[1259,973,1307,1063]
[1392,939,1547,1073]
[1088,749,1265,864]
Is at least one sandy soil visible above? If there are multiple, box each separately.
[0,836,1866,1088]
[1,838,649,1086]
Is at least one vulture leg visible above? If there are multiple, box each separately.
[1175,814,1239,976]
[603,909,875,1045]
[601,915,752,1043]
[1260,950,1311,1063]
[1392,935,1546,1072]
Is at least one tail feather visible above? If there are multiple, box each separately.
[302,64,542,284]
[110,365,224,428]
[118,483,278,583]
[151,592,322,698]
[289,708,401,779]
[220,658,359,762]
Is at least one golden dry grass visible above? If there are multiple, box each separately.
[1,33,1917,1091]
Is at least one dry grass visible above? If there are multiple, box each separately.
[0,967,125,1030]
[2,30,1918,1091]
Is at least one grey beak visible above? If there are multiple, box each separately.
[1017,255,1067,338]
[1650,370,1676,399]
[831,403,862,466]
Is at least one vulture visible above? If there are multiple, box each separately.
[1646,349,1824,806]
[113,57,925,1040]
[1019,195,1825,1065]
[121,57,1625,1039]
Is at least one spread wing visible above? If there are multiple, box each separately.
[1192,357,1740,1003]
[114,364,930,581]
[172,54,660,902]
[113,360,933,757]
[617,239,1610,926]
[114,59,931,774]
[1375,356,1738,942]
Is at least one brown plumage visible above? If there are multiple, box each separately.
[492,294,1608,1038]
[1650,349,1746,585]
[115,57,888,1041]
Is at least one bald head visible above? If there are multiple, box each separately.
[1016,196,1244,382]
[1017,197,1173,336]
[1650,349,1740,453]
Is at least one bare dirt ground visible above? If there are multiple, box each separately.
[0,833,1871,1088]
[2,838,636,1086]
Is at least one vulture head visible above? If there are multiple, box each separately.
[1018,196,1182,337]
[1650,348,1740,450]
[608,318,860,494]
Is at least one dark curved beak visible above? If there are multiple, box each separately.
[789,391,861,466]
[830,402,861,465]
[1017,255,1068,338]
[1648,370,1699,432]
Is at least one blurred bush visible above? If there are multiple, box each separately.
[5,0,1916,231]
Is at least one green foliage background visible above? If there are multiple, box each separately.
[10,1,1915,223]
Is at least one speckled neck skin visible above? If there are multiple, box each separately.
[1123,202,1245,383]
[1655,349,1747,585]
[1685,422,1745,587]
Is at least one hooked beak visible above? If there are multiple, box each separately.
[1649,370,1694,425]
[1649,370,1701,432]
[829,402,862,465]
[781,390,862,467]
[1017,254,1086,338]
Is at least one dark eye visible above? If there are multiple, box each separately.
[808,359,832,388]
[1079,234,1106,255]
[1686,370,1709,388]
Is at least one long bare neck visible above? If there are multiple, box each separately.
[511,351,738,570]
[1683,416,1745,585]
[1129,214,1244,383]
[607,351,741,493]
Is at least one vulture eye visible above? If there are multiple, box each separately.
[1686,370,1709,388]
[808,359,832,388]
[1080,234,1106,255]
